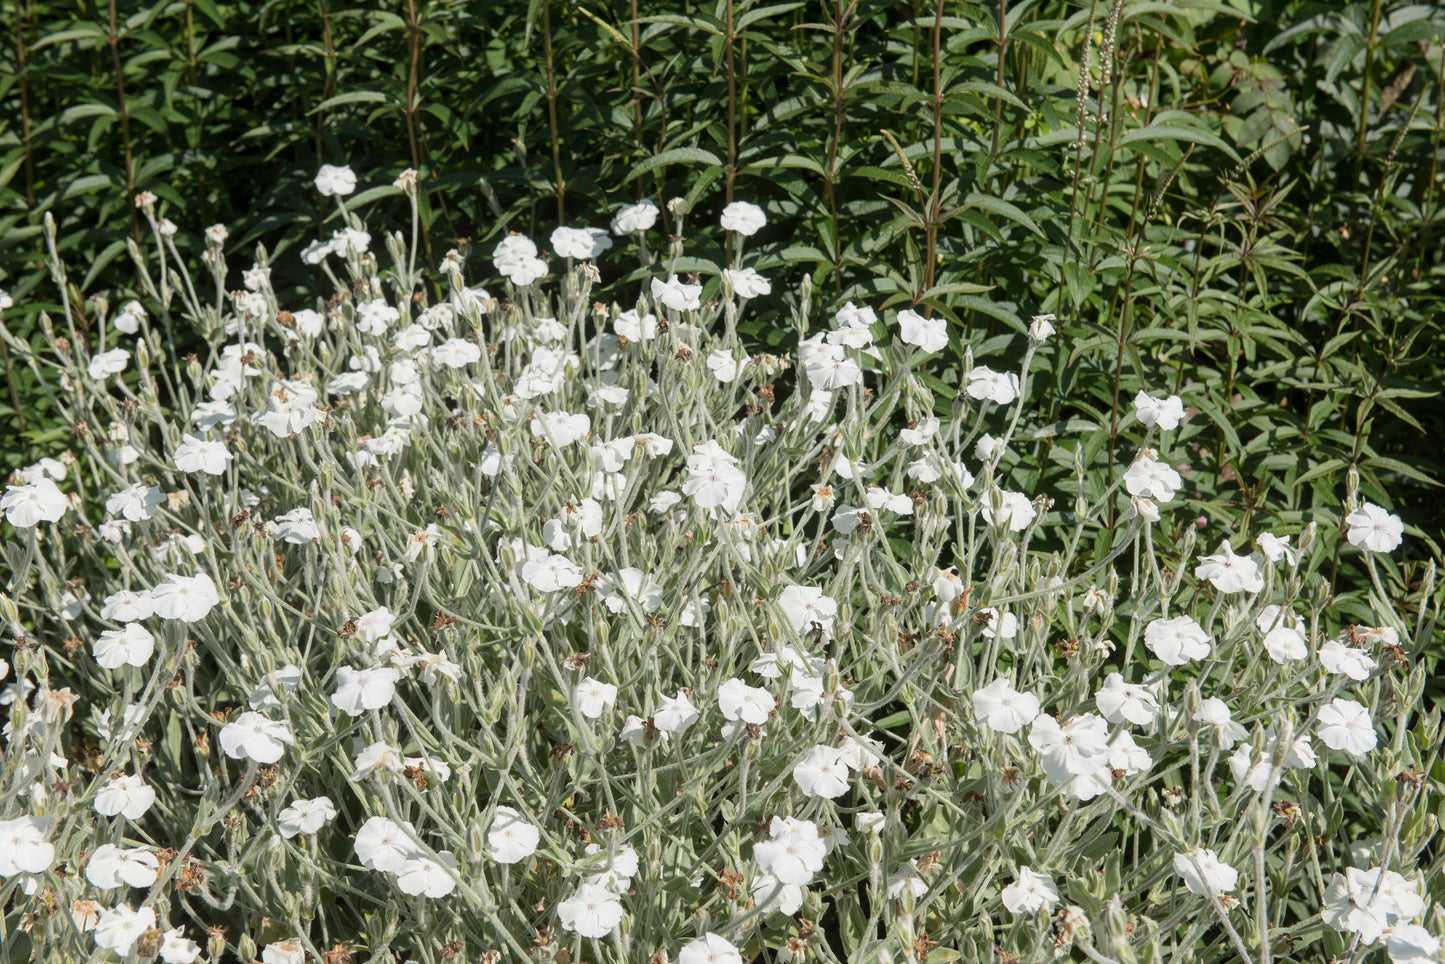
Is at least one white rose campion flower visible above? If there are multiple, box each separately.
[2,478,70,528]
[1133,390,1185,429]
[1002,867,1060,914]
[488,806,541,863]
[94,905,157,955]
[396,852,459,898]
[1123,456,1183,502]
[1345,502,1404,553]
[707,349,746,383]
[1193,541,1264,594]
[1316,698,1377,757]
[431,337,482,368]
[684,444,748,514]
[966,365,1020,404]
[651,274,702,311]
[573,676,618,719]
[752,873,806,915]
[754,817,828,885]
[262,941,306,964]
[980,488,1035,532]
[330,666,401,716]
[151,572,220,622]
[354,816,418,872]
[611,199,659,234]
[1262,624,1308,663]
[1028,713,1111,783]
[652,690,700,733]
[314,163,357,196]
[557,882,625,938]
[720,201,767,235]
[1173,848,1238,896]
[724,267,771,298]
[680,933,744,964]
[87,348,130,380]
[551,225,597,259]
[159,928,202,963]
[1094,673,1159,727]
[219,711,295,764]
[173,434,232,475]
[277,796,337,838]
[1144,615,1211,665]
[614,309,658,341]
[1319,639,1376,680]
[0,816,55,877]
[106,483,163,522]
[803,342,864,389]
[972,678,1040,734]
[85,844,159,889]
[531,410,591,447]
[253,381,320,438]
[93,624,155,669]
[717,677,775,725]
[896,308,948,354]
[1193,698,1248,749]
[777,585,838,638]
[793,744,851,798]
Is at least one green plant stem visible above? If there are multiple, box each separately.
[543,0,565,224]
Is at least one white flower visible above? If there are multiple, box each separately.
[896,309,949,353]
[1194,541,1264,594]
[652,691,700,734]
[93,624,155,669]
[680,933,744,964]
[330,666,400,716]
[1345,503,1404,553]
[1256,532,1297,564]
[277,797,337,838]
[574,677,618,719]
[651,274,702,311]
[150,572,220,622]
[488,806,540,864]
[1193,698,1248,749]
[253,381,320,437]
[1133,391,1185,430]
[2,479,70,528]
[1028,714,1111,783]
[1173,848,1238,896]
[85,844,159,889]
[262,941,306,964]
[754,818,828,885]
[219,712,295,763]
[551,225,601,259]
[1262,625,1308,663]
[707,349,747,382]
[88,348,130,380]
[973,679,1040,734]
[557,882,625,938]
[94,772,156,819]
[974,607,1017,639]
[793,744,851,798]
[432,337,482,368]
[717,678,775,725]
[1144,615,1211,666]
[777,585,838,639]
[315,164,357,196]
[980,489,1035,532]
[720,201,767,235]
[106,483,163,522]
[724,267,771,298]
[173,434,233,475]
[1094,673,1158,726]
[520,552,583,592]
[751,873,806,914]
[354,816,417,872]
[397,851,459,898]
[612,199,659,234]
[1317,698,1377,757]
[0,816,54,876]
[965,365,1020,404]
[1002,867,1060,914]
[1319,640,1376,680]
[159,928,202,963]
[1029,314,1056,340]
[1123,456,1182,502]
[614,309,658,341]
[582,842,639,887]
[531,410,591,446]
[94,905,156,955]
[349,741,405,781]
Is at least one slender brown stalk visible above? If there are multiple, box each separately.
[14,0,35,208]
[316,0,336,161]
[107,0,138,240]
[925,0,944,296]
[543,0,565,223]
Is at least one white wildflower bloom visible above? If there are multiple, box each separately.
[397,851,459,898]
[106,483,163,522]
[277,797,337,838]
[1133,390,1185,429]
[253,380,320,437]
[724,267,771,298]
[1144,615,1211,665]
[93,905,156,955]
[717,678,775,725]
[752,873,806,914]
[1002,867,1060,914]
[1174,848,1238,896]
[354,816,418,872]
[1028,713,1111,784]
[574,677,618,719]
[330,666,400,716]
[94,773,156,819]
[1319,639,1376,680]
[980,489,1035,532]
[966,365,1020,404]
[531,410,591,446]
[612,199,659,234]
[777,585,838,638]
[897,309,948,353]
[1193,698,1248,749]
[488,806,540,864]
[793,744,851,798]
[615,309,658,341]
[1345,503,1404,553]
[651,274,702,311]
[1094,673,1158,727]
[1256,532,1298,563]
[85,844,160,889]
[93,624,155,670]
[558,882,626,937]
[720,201,767,235]
[1123,456,1182,502]
[219,712,295,764]
[88,348,130,380]
[652,691,700,734]
[1317,698,1377,757]
[173,434,232,475]
[1194,541,1264,594]
[2,479,69,528]
[315,163,356,196]
[0,816,54,877]
[151,572,220,622]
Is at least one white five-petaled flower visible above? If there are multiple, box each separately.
[354,815,417,872]
[1345,503,1404,553]
[150,572,220,622]
[557,882,625,938]
[651,274,702,311]
[173,434,233,475]
[219,711,295,763]
[93,624,155,670]
[965,365,1020,404]
[1316,698,1377,757]
[793,744,851,798]
[897,309,948,354]
[717,677,775,725]
[1194,541,1264,594]
[720,201,767,235]
[1144,615,1211,666]
[315,163,357,196]
[1001,867,1060,914]
[611,199,659,234]
[1133,390,1185,430]
[330,666,401,716]
[277,797,337,838]
[574,676,618,719]
[2,479,70,528]
[680,933,744,964]
[972,678,1040,734]
[1173,848,1238,896]
[488,806,540,864]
